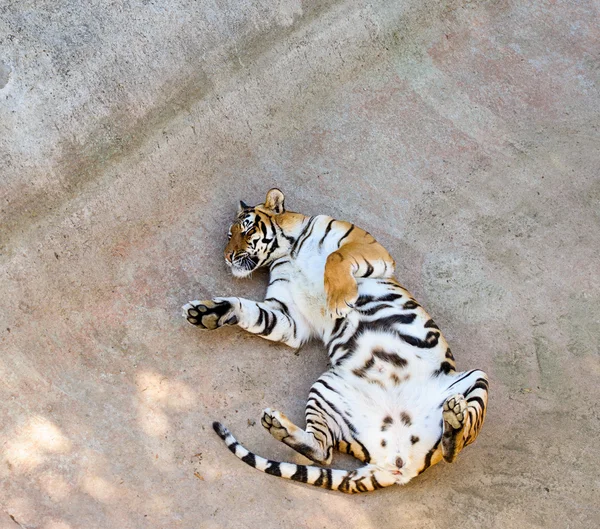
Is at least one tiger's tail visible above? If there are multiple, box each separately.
[212,422,396,494]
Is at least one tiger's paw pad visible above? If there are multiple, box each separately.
[182,299,237,330]
[261,408,292,441]
[443,394,467,430]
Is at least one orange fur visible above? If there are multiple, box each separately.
[324,222,395,316]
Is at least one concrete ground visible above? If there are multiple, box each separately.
[1,0,599,527]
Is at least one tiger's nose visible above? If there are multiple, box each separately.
[225,251,234,263]
[395,456,404,469]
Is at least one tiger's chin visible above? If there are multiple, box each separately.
[230,265,256,278]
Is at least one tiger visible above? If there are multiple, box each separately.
[183,188,489,493]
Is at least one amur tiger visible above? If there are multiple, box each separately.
[183,188,488,493]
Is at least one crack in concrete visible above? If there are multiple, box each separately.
[6,512,26,529]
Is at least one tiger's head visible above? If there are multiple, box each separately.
[224,188,288,278]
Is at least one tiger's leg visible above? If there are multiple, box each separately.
[324,233,395,317]
[441,370,489,463]
[183,297,306,348]
[260,408,334,465]
[306,374,372,464]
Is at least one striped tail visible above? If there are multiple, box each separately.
[212,422,396,494]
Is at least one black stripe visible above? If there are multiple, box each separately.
[363,260,374,277]
[241,452,256,466]
[228,441,239,454]
[338,470,356,493]
[290,443,319,462]
[265,461,282,476]
[337,225,355,247]
[434,361,455,376]
[446,370,478,390]
[370,473,384,490]
[305,402,342,432]
[265,298,289,314]
[294,220,317,256]
[399,330,440,349]
[354,295,374,307]
[354,476,368,492]
[305,403,324,416]
[467,380,489,393]
[403,300,419,309]
[259,311,278,336]
[353,356,376,378]
[273,219,296,244]
[419,437,441,475]
[314,469,326,487]
[290,465,308,483]
[357,303,396,316]
[312,378,340,395]
[265,298,296,337]
[379,293,403,302]
[333,348,355,366]
[352,439,371,464]
[319,219,335,247]
[291,216,317,256]
[259,220,268,236]
[268,277,289,286]
[373,349,408,368]
[466,396,486,410]
[269,259,289,271]
[378,279,404,288]
[309,389,358,435]
[262,235,279,263]
[327,335,350,358]
[400,411,412,426]
[325,469,332,489]
[256,307,266,327]
[331,317,344,337]
[424,319,439,329]
[308,423,330,440]
[327,320,349,347]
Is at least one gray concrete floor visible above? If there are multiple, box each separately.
[1,1,599,528]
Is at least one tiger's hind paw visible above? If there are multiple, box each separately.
[261,408,295,442]
[442,394,468,463]
[443,394,467,430]
[183,299,237,330]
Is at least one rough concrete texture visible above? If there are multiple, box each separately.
[1,0,599,527]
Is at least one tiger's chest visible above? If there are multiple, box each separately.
[286,253,331,323]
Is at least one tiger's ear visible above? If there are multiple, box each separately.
[264,188,285,214]
[237,200,250,214]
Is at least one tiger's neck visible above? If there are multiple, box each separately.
[267,212,310,262]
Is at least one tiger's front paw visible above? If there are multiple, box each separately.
[183,299,238,330]
[325,277,358,318]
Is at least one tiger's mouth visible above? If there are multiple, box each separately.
[227,253,259,278]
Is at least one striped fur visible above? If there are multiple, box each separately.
[184,189,489,493]
[212,422,396,493]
